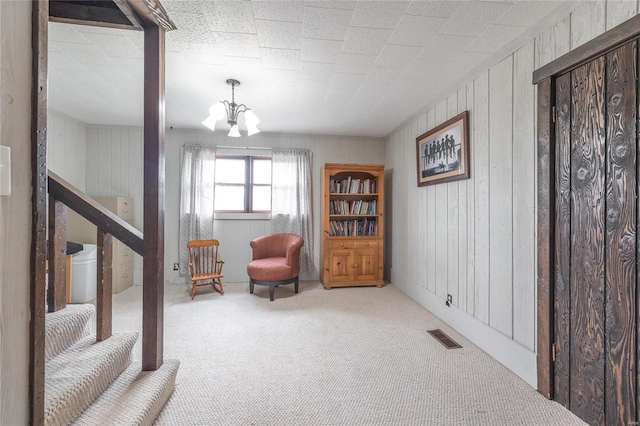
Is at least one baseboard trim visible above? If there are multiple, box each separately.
[394,280,537,388]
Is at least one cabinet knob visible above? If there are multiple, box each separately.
[339,243,344,247]
[122,209,128,213]
[123,252,128,256]
[123,274,128,278]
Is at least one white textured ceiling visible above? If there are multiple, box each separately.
[49,1,571,138]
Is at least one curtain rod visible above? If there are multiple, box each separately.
[215,146,272,150]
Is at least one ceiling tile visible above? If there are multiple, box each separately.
[57,42,116,66]
[402,58,449,80]
[298,62,335,81]
[226,57,264,76]
[48,51,87,71]
[174,42,226,65]
[202,1,256,33]
[405,1,463,18]
[300,38,343,63]
[350,2,410,29]
[304,1,357,10]
[49,23,90,44]
[335,53,377,74]
[342,27,392,55]
[423,34,475,61]
[264,68,300,86]
[364,66,404,85]
[439,1,513,37]
[255,20,303,48]
[302,7,353,40]
[387,15,449,46]
[261,48,301,69]
[464,24,528,53]
[497,1,559,27]
[167,11,217,43]
[375,45,423,68]
[329,73,366,90]
[80,33,142,59]
[214,32,261,57]
[82,64,137,84]
[252,2,305,22]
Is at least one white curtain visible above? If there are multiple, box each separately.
[271,148,314,274]
[178,144,216,275]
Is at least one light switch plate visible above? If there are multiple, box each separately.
[0,145,10,196]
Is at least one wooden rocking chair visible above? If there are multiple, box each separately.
[187,239,224,299]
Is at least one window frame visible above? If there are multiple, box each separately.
[214,155,271,214]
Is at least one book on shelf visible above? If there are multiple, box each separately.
[328,218,377,236]
[329,177,378,194]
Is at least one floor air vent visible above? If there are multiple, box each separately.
[427,329,462,349]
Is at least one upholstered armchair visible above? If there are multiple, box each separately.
[247,233,304,301]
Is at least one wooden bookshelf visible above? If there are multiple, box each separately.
[320,163,384,289]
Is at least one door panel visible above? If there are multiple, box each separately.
[569,55,606,426]
[554,41,639,426]
[604,41,637,426]
[554,71,572,408]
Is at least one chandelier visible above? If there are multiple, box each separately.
[202,79,260,137]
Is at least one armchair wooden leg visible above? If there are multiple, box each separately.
[269,285,275,302]
[295,278,299,294]
[191,281,196,299]
[250,280,254,294]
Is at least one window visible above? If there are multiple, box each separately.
[214,156,271,213]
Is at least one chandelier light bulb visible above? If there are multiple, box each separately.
[228,124,241,138]
[212,102,226,121]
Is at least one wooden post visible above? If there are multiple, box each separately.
[30,0,48,423]
[96,230,113,341]
[47,196,67,312]
[142,24,165,371]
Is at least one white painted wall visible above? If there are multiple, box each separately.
[384,0,639,388]
[47,110,88,191]
[83,127,385,284]
[0,1,31,423]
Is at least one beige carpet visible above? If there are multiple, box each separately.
[111,281,585,426]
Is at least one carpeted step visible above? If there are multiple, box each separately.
[45,331,138,425]
[72,359,180,426]
[45,304,94,362]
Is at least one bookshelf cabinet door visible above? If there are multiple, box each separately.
[353,248,378,281]
[329,250,352,282]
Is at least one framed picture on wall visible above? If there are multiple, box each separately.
[416,111,470,186]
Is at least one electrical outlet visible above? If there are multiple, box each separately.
[173,263,179,271]
[446,294,452,307]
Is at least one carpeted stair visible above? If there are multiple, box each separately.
[44,304,179,425]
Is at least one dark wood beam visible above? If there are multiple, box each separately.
[536,77,555,400]
[48,171,144,256]
[142,25,166,371]
[47,197,67,312]
[30,0,48,423]
[126,0,176,31]
[533,13,640,83]
[49,0,141,30]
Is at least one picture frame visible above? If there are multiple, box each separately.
[416,111,470,187]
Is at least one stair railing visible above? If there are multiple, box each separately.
[47,171,143,341]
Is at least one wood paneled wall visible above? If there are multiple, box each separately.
[48,111,88,192]
[83,126,385,283]
[0,1,32,424]
[384,0,639,386]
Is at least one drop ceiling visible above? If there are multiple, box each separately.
[48,0,574,138]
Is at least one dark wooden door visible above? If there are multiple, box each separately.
[554,41,638,426]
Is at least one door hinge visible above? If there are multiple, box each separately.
[552,343,556,362]
[552,105,556,123]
